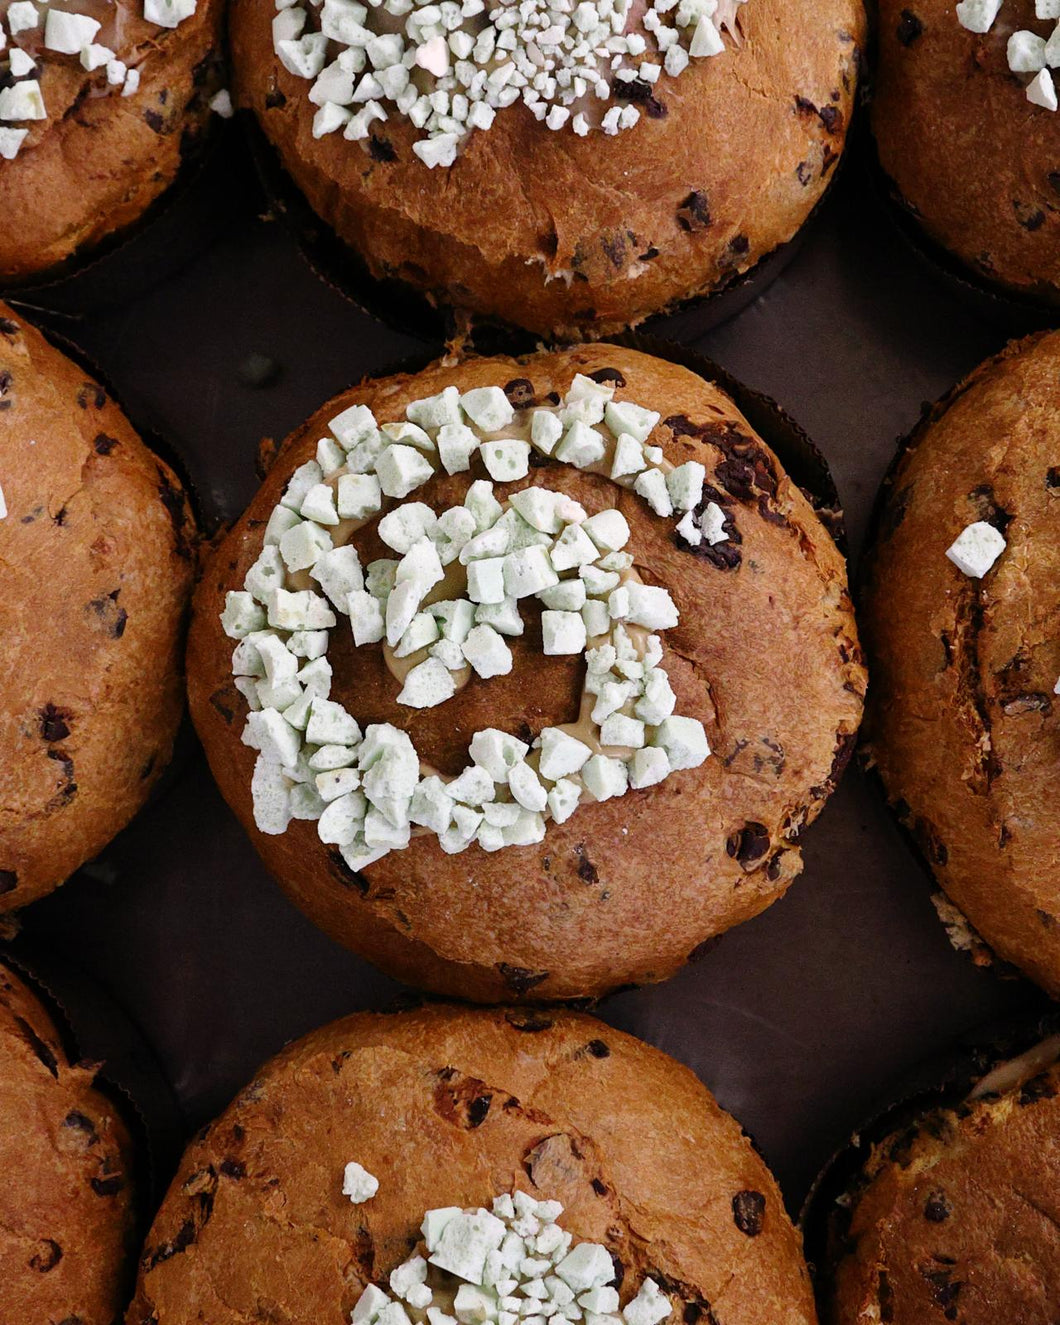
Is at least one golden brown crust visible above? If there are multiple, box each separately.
[186,344,865,1002]
[231,0,865,338]
[0,305,197,911]
[0,0,224,283]
[862,331,1060,995]
[824,1053,1060,1324]
[0,959,136,1325]
[126,1004,816,1325]
[873,0,1060,301]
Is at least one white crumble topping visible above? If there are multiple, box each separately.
[945,519,1006,579]
[273,0,751,164]
[957,0,1060,111]
[0,0,200,159]
[349,1187,675,1325]
[225,371,721,867]
[344,1161,382,1203]
[0,481,7,520]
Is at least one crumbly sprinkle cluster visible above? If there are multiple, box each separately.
[946,518,1060,696]
[0,0,198,161]
[222,371,722,869]
[271,0,748,165]
[956,0,1060,110]
[343,1180,674,1325]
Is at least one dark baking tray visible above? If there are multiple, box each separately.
[13,128,1047,1226]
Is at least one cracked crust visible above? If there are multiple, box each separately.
[0,306,198,912]
[187,344,865,1002]
[0,959,136,1325]
[822,1049,1060,1324]
[126,1004,817,1325]
[230,0,865,339]
[861,331,1060,997]
[873,0,1060,302]
[0,0,224,283]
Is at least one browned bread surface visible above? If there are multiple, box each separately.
[824,1051,1060,1324]
[0,305,197,911]
[0,959,136,1325]
[231,0,865,338]
[127,1004,817,1324]
[862,331,1060,995]
[187,344,865,1002]
[873,0,1060,301]
[0,0,224,282]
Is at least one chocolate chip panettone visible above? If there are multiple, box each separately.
[821,1034,1060,1323]
[0,958,137,1325]
[0,305,197,911]
[861,331,1060,994]
[231,0,865,339]
[0,0,225,284]
[187,343,865,1002]
[873,0,1060,302]
[127,1004,817,1325]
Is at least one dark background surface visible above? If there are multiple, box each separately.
[8,124,1050,1213]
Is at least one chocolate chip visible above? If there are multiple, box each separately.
[601,232,627,269]
[0,318,18,336]
[64,1110,97,1139]
[467,1095,492,1128]
[144,108,165,132]
[918,1266,962,1317]
[76,383,107,410]
[1048,466,1060,491]
[497,963,549,995]
[39,704,72,743]
[795,160,814,186]
[1014,201,1046,232]
[156,467,192,558]
[504,378,536,408]
[85,592,127,639]
[611,76,666,118]
[924,1190,951,1222]
[91,1174,125,1197]
[29,1239,62,1272]
[591,1178,608,1195]
[574,843,599,884]
[145,1217,196,1267]
[328,847,370,894]
[732,1189,766,1236]
[504,1011,554,1033]
[220,1159,246,1179]
[726,823,770,868]
[367,134,396,161]
[586,1039,610,1058]
[0,870,16,894]
[265,82,286,109]
[0,369,12,397]
[676,190,712,232]
[588,367,626,387]
[896,8,923,43]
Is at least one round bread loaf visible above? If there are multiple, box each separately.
[820,1035,1060,1323]
[861,331,1060,995]
[873,0,1060,303]
[0,0,224,284]
[0,305,197,911]
[126,1004,816,1325]
[0,958,136,1325]
[230,0,865,339]
[187,343,864,1002]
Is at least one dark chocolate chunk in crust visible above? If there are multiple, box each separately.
[896,9,924,44]
[39,703,72,742]
[0,870,17,894]
[29,1238,63,1272]
[924,1190,951,1222]
[504,1011,554,1033]
[676,191,712,232]
[731,1189,766,1236]
[497,963,550,995]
